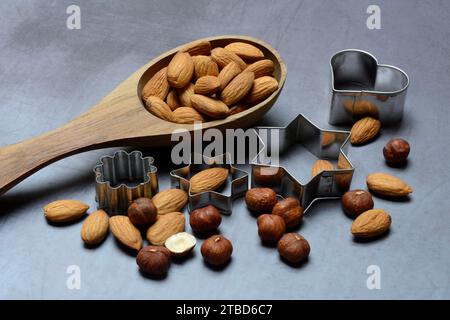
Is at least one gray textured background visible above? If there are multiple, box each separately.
[0,0,449,299]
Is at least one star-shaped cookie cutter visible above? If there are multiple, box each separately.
[251,113,354,213]
[170,152,248,215]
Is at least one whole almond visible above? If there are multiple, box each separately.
[166,89,181,110]
[211,47,247,70]
[245,76,278,105]
[146,212,185,245]
[351,209,391,238]
[177,83,195,108]
[145,96,174,122]
[224,42,264,61]
[311,159,334,177]
[366,173,413,197]
[192,55,219,79]
[109,215,143,251]
[220,71,255,106]
[350,117,381,145]
[44,200,89,223]
[217,62,242,90]
[80,210,109,245]
[142,67,169,101]
[167,52,194,88]
[190,167,229,194]
[194,76,221,95]
[245,59,274,78]
[191,94,230,119]
[229,104,248,115]
[180,40,211,56]
[344,99,379,118]
[152,189,188,214]
[173,107,205,124]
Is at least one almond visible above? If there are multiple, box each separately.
[166,89,181,110]
[152,189,188,214]
[351,209,391,238]
[344,99,379,118]
[245,76,278,105]
[109,215,142,251]
[145,96,174,122]
[311,159,334,177]
[142,67,169,101]
[245,59,274,78]
[167,52,194,88]
[192,55,219,79]
[80,210,109,245]
[191,94,230,119]
[172,107,205,124]
[366,173,413,197]
[211,47,247,70]
[43,200,89,223]
[180,40,211,56]
[217,62,242,90]
[224,42,264,61]
[146,212,185,245]
[177,83,195,108]
[194,75,221,95]
[229,104,248,115]
[220,71,255,106]
[350,117,381,145]
[190,167,229,194]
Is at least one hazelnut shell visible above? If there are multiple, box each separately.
[128,198,157,227]
[272,197,303,228]
[277,233,310,264]
[245,188,277,212]
[136,245,171,275]
[383,138,410,165]
[200,235,233,266]
[189,205,222,233]
[341,189,374,218]
[257,214,286,243]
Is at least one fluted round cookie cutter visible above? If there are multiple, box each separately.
[94,150,158,214]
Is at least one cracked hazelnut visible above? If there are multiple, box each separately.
[341,189,374,218]
[245,188,277,212]
[128,198,157,227]
[277,233,310,264]
[136,245,171,275]
[164,232,196,257]
[189,205,222,233]
[201,235,233,266]
[272,197,303,228]
[383,138,410,165]
[257,214,286,243]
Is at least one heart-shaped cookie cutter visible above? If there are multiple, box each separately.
[329,49,409,126]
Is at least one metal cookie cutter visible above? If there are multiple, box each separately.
[251,114,354,213]
[329,49,409,126]
[170,153,248,215]
[94,150,159,214]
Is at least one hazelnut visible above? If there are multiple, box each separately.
[341,189,374,218]
[136,245,171,275]
[128,198,157,227]
[272,197,303,228]
[245,188,277,212]
[277,233,310,264]
[383,138,410,165]
[257,214,286,243]
[189,205,222,233]
[201,235,233,266]
[252,166,283,186]
[164,232,196,257]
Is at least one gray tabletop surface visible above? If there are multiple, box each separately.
[1,0,449,300]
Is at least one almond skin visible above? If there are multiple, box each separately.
[142,67,169,101]
[80,210,109,245]
[190,167,229,194]
[245,76,278,105]
[245,59,274,78]
[220,71,255,106]
[152,189,188,215]
[145,96,174,122]
[180,40,211,56]
[311,159,334,177]
[177,83,195,108]
[194,75,221,95]
[109,215,143,251]
[224,42,264,61]
[172,107,205,124]
[167,52,194,88]
[350,117,381,145]
[166,89,181,110]
[351,209,391,238]
[44,200,89,223]
[192,55,219,79]
[366,173,413,197]
[191,94,230,119]
[146,212,185,246]
[211,47,247,70]
[217,62,242,90]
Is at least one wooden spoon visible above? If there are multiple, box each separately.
[0,35,286,195]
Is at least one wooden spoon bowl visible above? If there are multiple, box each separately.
[0,35,286,195]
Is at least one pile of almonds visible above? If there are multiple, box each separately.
[142,39,279,123]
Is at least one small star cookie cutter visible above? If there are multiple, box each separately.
[251,113,354,213]
[170,152,248,215]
